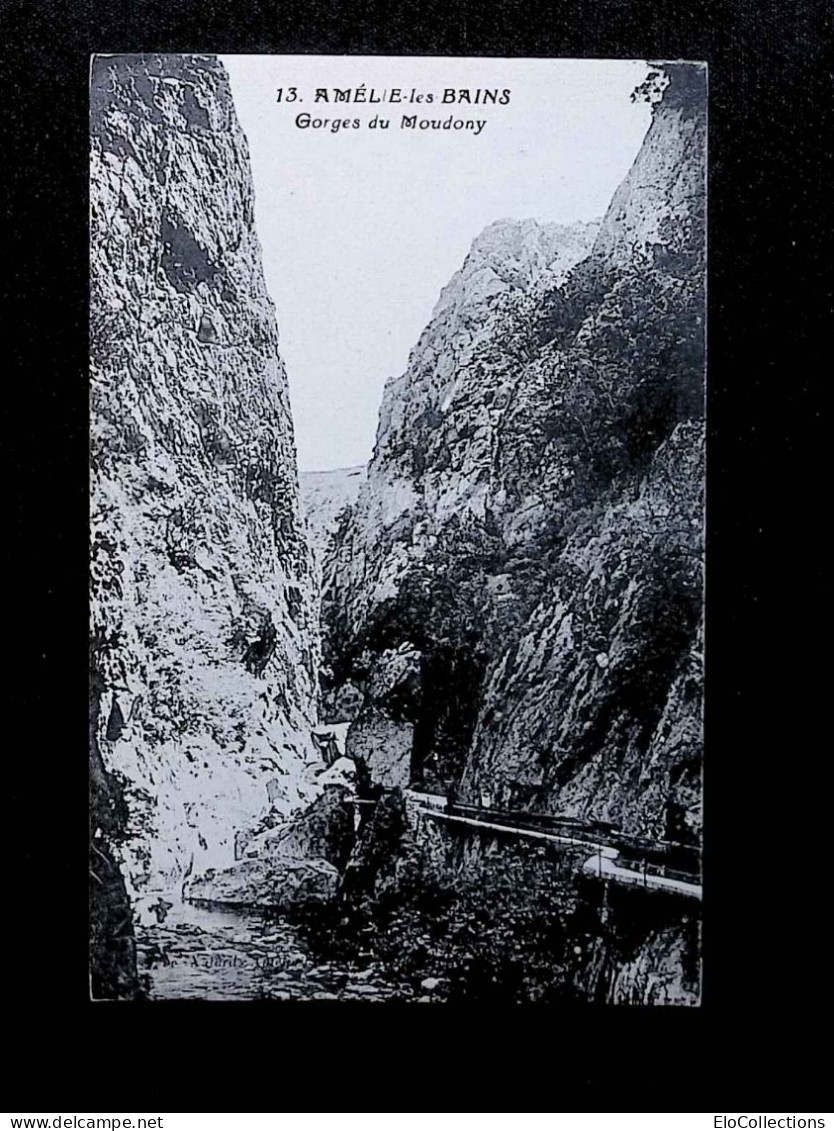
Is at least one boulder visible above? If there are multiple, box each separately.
[249,783,355,869]
[188,854,338,909]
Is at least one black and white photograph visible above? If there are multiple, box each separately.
[89,52,706,1003]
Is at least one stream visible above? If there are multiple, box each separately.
[135,899,404,1002]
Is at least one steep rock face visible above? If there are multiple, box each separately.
[330,218,600,633]
[89,54,320,901]
[608,925,699,1005]
[592,67,706,271]
[300,465,366,567]
[461,422,703,836]
[300,465,367,721]
[322,218,599,760]
[325,65,705,842]
[90,677,143,999]
[459,66,705,836]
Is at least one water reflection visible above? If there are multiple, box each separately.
[136,899,398,1001]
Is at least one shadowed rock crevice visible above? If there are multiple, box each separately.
[242,616,278,677]
[89,658,141,1000]
[159,212,227,295]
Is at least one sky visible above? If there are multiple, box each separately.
[221,56,652,472]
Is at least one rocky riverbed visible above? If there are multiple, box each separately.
[136,899,426,1002]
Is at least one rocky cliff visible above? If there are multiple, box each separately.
[300,465,366,566]
[89,53,321,929]
[324,65,705,843]
[328,217,600,633]
[321,218,600,775]
[299,465,366,722]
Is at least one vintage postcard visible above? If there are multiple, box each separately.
[89,53,705,1002]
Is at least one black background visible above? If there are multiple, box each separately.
[3,0,829,1107]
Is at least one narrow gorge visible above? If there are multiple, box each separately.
[90,55,705,1004]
